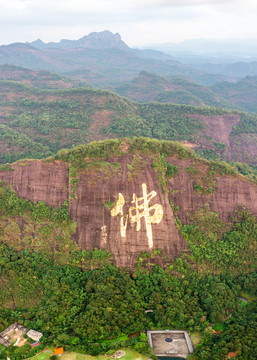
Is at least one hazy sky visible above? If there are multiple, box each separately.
[0,0,257,46]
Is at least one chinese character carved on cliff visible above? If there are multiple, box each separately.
[111,183,163,248]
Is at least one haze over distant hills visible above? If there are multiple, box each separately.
[0,31,238,87]
[1,31,257,91]
[29,30,173,61]
[148,38,257,64]
[1,30,257,165]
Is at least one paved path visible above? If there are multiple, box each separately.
[14,337,20,346]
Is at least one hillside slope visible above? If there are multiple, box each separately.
[0,42,196,86]
[211,76,257,113]
[114,71,231,107]
[0,81,257,165]
[0,64,90,89]
[0,138,256,268]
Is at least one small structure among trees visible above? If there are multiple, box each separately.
[0,324,43,348]
[54,347,64,355]
[147,329,194,358]
[27,329,43,342]
[0,324,28,347]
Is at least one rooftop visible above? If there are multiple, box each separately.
[147,330,194,358]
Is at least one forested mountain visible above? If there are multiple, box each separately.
[1,81,257,165]
[114,71,257,114]
[0,64,90,89]
[211,76,257,113]
[0,138,256,359]
[114,71,231,107]
[2,65,257,116]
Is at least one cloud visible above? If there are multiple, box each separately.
[94,0,241,10]
[0,0,241,10]
[0,0,256,46]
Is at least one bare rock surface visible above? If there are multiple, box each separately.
[1,153,256,267]
[1,160,68,207]
[168,157,257,223]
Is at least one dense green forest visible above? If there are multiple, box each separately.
[0,240,256,359]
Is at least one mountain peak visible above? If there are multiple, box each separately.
[76,30,129,50]
[85,30,122,41]
[30,30,129,51]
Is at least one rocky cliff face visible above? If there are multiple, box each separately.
[68,155,184,267]
[1,160,68,207]
[187,113,257,165]
[167,157,257,223]
[1,145,256,267]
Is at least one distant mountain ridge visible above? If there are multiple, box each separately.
[30,30,130,51]
[114,71,231,107]
[149,38,257,63]
[0,64,90,89]
[0,31,235,88]
[211,76,257,112]
[29,30,172,61]
[1,32,257,86]
[1,64,254,114]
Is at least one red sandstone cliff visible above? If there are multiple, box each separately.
[0,152,256,267]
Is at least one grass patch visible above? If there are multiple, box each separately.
[25,348,147,360]
[213,323,227,332]
[26,350,53,360]
[239,299,250,308]
[99,335,129,344]
[190,332,202,347]
[104,200,116,211]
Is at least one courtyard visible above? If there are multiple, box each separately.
[147,330,194,358]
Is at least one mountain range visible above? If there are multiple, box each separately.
[149,38,257,63]
[1,31,257,167]
[0,31,235,87]
[1,80,257,167]
[114,71,230,107]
